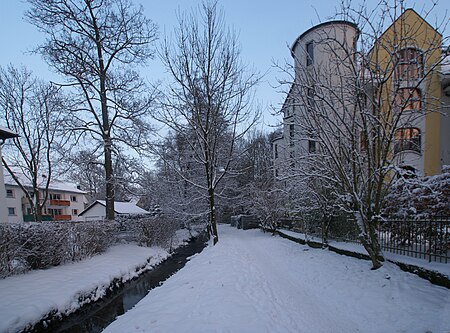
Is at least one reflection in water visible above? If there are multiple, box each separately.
[36,234,207,333]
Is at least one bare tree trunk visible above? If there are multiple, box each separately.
[104,137,115,220]
[356,213,384,269]
[208,186,218,245]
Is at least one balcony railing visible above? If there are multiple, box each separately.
[49,199,71,206]
[53,215,72,221]
[23,214,53,222]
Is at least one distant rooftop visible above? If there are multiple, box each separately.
[79,200,150,216]
[3,172,86,194]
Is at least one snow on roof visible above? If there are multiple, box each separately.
[3,172,86,194]
[80,200,150,216]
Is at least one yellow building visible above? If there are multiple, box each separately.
[369,8,449,176]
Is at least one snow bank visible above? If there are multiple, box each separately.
[0,244,169,333]
[104,225,450,333]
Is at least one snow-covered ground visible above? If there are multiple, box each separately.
[104,225,450,333]
[0,228,197,333]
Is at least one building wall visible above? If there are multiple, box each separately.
[370,9,443,176]
[4,185,23,223]
[441,90,450,167]
[80,203,106,221]
[3,184,86,223]
[0,145,7,223]
[276,21,358,176]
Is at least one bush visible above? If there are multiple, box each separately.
[116,215,180,249]
[0,216,182,279]
[0,221,118,278]
[384,167,450,218]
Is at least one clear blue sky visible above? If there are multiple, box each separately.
[0,0,448,130]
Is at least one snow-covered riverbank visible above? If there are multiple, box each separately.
[0,229,198,333]
[104,225,450,333]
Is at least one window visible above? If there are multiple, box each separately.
[6,189,14,198]
[8,207,16,216]
[274,144,278,159]
[394,128,421,154]
[306,41,314,66]
[395,88,421,112]
[48,208,63,216]
[49,193,62,200]
[72,209,78,216]
[289,124,295,146]
[395,48,423,81]
[70,195,77,202]
[308,140,316,153]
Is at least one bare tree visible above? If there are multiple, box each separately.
[280,2,448,268]
[155,1,260,244]
[0,65,70,222]
[26,0,158,219]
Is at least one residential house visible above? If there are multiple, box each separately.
[0,127,19,223]
[274,10,449,178]
[78,200,150,221]
[3,172,87,223]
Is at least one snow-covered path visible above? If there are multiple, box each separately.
[104,225,450,333]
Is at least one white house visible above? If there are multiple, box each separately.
[0,126,19,223]
[78,200,150,221]
[3,172,87,223]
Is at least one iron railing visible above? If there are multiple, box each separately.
[378,217,449,263]
[279,216,449,263]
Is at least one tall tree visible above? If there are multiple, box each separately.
[26,0,158,219]
[156,1,260,244]
[0,65,69,222]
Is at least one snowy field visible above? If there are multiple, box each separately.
[104,225,450,333]
[0,245,169,333]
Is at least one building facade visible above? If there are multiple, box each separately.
[274,10,449,179]
[3,172,87,223]
[273,20,359,178]
[369,9,450,176]
[0,127,19,223]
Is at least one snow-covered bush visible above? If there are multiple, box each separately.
[117,215,180,249]
[384,167,450,218]
[0,221,118,278]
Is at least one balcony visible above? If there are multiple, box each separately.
[23,215,53,222]
[54,215,72,221]
[49,199,71,206]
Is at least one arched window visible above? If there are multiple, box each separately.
[395,88,421,112]
[394,127,421,154]
[395,48,423,81]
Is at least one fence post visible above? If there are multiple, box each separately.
[428,219,432,263]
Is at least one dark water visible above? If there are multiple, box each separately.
[35,234,208,333]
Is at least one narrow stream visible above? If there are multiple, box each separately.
[37,233,208,333]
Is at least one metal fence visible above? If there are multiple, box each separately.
[279,216,449,263]
[378,217,449,263]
